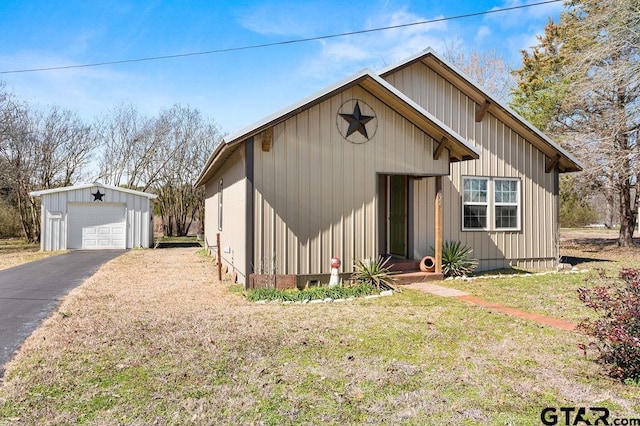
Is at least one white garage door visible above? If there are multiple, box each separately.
[67,203,126,249]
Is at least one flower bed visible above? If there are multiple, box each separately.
[246,282,385,302]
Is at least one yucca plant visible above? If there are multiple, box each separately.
[351,256,397,291]
[432,241,479,278]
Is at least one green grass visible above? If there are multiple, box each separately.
[2,289,638,424]
[0,241,639,424]
[155,235,204,248]
[560,226,619,233]
[453,230,640,324]
[454,272,593,323]
[157,235,199,242]
[0,238,39,253]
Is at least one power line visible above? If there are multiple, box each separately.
[0,0,563,75]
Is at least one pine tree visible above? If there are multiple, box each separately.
[512,0,640,246]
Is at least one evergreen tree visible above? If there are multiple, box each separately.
[512,0,640,245]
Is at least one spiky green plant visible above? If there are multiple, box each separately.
[434,241,479,278]
[351,256,397,290]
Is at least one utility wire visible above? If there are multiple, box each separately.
[0,0,563,75]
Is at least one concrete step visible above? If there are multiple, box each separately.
[387,258,421,272]
[393,271,443,285]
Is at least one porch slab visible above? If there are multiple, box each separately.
[394,271,443,285]
[405,282,470,297]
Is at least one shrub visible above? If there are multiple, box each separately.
[559,175,599,227]
[351,256,397,290]
[246,288,283,302]
[577,268,640,382]
[433,241,479,277]
[246,282,377,302]
[0,203,21,238]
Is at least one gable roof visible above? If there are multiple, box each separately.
[195,69,481,187]
[379,48,583,173]
[29,182,158,199]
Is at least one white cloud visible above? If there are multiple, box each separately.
[485,0,562,29]
[520,0,563,19]
[0,50,163,120]
[508,31,543,56]
[321,40,371,62]
[236,2,324,37]
[67,28,104,56]
[295,7,456,80]
[475,26,492,43]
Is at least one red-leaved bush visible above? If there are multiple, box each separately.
[577,268,640,382]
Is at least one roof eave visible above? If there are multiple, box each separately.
[363,73,480,160]
[29,183,157,199]
[195,70,374,186]
[380,48,583,173]
[195,67,482,185]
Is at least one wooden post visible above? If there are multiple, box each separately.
[216,233,222,281]
[434,176,443,274]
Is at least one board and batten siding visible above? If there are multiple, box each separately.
[385,62,558,270]
[39,186,154,251]
[204,146,248,282]
[252,84,449,277]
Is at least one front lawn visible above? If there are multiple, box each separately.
[454,229,640,324]
[0,242,638,424]
[0,238,60,271]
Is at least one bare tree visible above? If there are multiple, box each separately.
[559,0,640,245]
[442,44,515,103]
[0,98,39,240]
[97,103,163,189]
[152,105,222,236]
[0,86,97,241]
[97,103,222,236]
[512,0,639,245]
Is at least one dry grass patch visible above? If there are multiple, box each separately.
[0,239,60,270]
[0,248,639,424]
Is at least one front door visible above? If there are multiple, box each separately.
[387,175,408,257]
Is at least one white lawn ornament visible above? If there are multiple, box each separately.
[329,257,341,287]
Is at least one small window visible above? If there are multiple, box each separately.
[463,178,489,230]
[494,179,520,230]
[218,179,223,231]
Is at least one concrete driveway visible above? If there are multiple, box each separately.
[0,250,126,377]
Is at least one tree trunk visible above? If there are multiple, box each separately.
[617,181,636,247]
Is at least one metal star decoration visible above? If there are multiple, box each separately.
[92,190,105,202]
[339,101,374,139]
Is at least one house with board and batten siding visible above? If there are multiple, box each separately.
[195,48,582,288]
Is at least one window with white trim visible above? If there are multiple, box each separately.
[494,178,520,230]
[463,178,488,230]
[462,177,521,231]
[218,179,223,231]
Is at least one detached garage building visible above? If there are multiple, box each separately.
[30,183,157,251]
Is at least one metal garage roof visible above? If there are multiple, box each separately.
[30,182,157,199]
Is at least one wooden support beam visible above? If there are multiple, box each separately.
[475,100,491,122]
[261,127,273,152]
[433,136,448,160]
[545,154,561,173]
[449,153,463,162]
[434,176,443,275]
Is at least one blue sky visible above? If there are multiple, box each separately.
[0,0,563,134]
